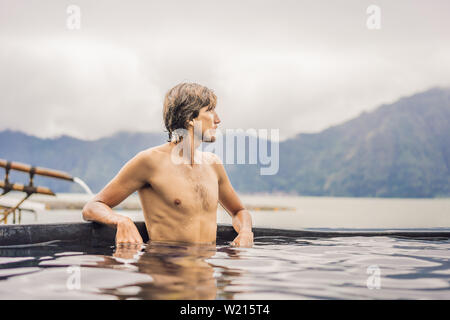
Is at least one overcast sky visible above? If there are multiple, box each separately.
[1,0,449,141]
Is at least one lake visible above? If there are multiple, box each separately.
[3,193,449,230]
[0,193,449,299]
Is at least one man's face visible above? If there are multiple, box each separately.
[192,106,221,142]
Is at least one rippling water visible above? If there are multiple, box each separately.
[0,236,449,299]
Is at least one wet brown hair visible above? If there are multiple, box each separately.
[163,82,217,142]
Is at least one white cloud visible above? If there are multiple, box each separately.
[0,0,449,140]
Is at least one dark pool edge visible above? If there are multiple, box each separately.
[0,222,449,246]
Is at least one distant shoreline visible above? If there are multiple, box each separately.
[1,192,448,213]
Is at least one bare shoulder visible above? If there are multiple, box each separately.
[201,152,227,184]
[201,151,223,165]
[137,144,168,169]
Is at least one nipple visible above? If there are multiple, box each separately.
[174,198,181,206]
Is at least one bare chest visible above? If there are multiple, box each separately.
[148,163,219,212]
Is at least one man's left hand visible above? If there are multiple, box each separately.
[231,231,254,247]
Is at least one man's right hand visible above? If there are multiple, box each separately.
[115,217,143,245]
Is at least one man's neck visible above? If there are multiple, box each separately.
[170,130,203,166]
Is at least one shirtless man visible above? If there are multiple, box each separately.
[82,83,253,247]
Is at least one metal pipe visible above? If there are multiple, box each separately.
[0,181,55,196]
[0,159,74,182]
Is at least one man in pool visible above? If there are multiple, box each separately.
[82,83,253,247]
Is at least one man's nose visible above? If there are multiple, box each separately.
[214,114,221,124]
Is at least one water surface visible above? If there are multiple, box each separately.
[4,193,450,230]
[1,194,448,299]
[0,236,449,299]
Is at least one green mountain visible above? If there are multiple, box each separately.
[267,87,450,197]
[0,131,167,193]
[0,87,449,197]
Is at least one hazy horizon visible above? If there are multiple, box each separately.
[1,85,446,142]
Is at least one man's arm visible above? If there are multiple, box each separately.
[82,151,151,245]
[212,154,253,247]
